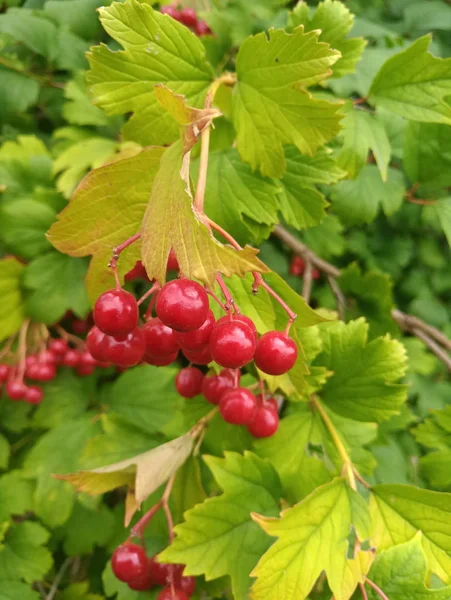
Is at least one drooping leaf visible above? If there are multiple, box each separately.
[369,36,451,124]
[160,452,282,600]
[0,522,53,584]
[87,0,214,145]
[0,257,25,343]
[232,27,342,177]
[251,478,373,600]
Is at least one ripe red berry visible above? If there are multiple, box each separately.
[148,556,171,586]
[104,328,146,368]
[158,587,189,600]
[26,362,40,380]
[209,321,256,369]
[24,385,44,405]
[176,309,215,352]
[160,5,180,20]
[125,261,149,282]
[175,574,196,596]
[127,570,153,591]
[183,345,212,365]
[216,314,258,343]
[112,543,147,583]
[35,363,56,382]
[289,256,305,276]
[0,364,9,382]
[6,380,27,401]
[87,326,109,361]
[63,349,80,368]
[167,248,179,272]
[248,405,279,438]
[94,289,139,337]
[142,318,180,358]
[145,351,178,367]
[79,350,97,367]
[265,397,279,414]
[38,349,56,365]
[72,318,90,335]
[254,331,297,375]
[201,373,233,405]
[175,367,204,398]
[312,268,321,280]
[156,279,209,333]
[48,339,68,355]
[179,7,197,27]
[195,20,211,35]
[219,388,257,425]
[77,363,96,377]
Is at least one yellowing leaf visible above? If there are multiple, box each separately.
[0,257,25,343]
[141,143,268,287]
[48,147,164,301]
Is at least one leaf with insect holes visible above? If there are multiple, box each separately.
[290,0,366,78]
[154,84,221,153]
[251,477,373,600]
[232,27,343,177]
[370,484,451,583]
[160,452,282,600]
[87,0,214,145]
[48,146,164,302]
[141,143,268,287]
[0,257,25,343]
[57,433,194,511]
[369,36,451,123]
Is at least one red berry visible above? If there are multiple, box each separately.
[216,314,258,343]
[179,7,197,27]
[6,380,27,401]
[112,543,147,583]
[94,289,139,337]
[104,328,146,368]
[248,405,279,438]
[219,388,257,425]
[148,556,171,586]
[87,326,109,361]
[0,364,9,382]
[127,570,153,591]
[312,268,321,280]
[76,363,96,377]
[156,279,209,333]
[145,351,178,367]
[125,261,149,282]
[265,397,279,414]
[72,318,90,335]
[167,248,179,272]
[63,349,80,368]
[221,368,238,382]
[175,367,204,398]
[254,331,297,375]
[37,349,56,365]
[209,321,256,369]
[24,385,44,405]
[289,256,305,277]
[195,20,211,35]
[201,373,233,405]
[26,362,40,380]
[143,318,180,358]
[176,309,215,352]
[174,572,196,596]
[35,363,56,382]
[183,345,212,365]
[79,350,96,367]
[160,5,180,20]
[158,587,189,600]
[48,339,68,355]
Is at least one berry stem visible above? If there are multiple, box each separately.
[137,282,160,307]
[365,578,389,600]
[204,216,242,250]
[16,318,31,381]
[162,474,176,543]
[55,325,85,350]
[0,333,17,360]
[252,273,297,324]
[144,290,159,320]
[360,582,369,600]
[109,232,142,289]
[216,274,235,311]
[302,260,313,304]
[131,499,163,539]
[205,287,228,312]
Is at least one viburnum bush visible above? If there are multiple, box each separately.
[2,0,451,598]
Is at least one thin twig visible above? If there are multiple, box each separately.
[46,557,72,600]
[360,582,369,600]
[411,328,451,371]
[365,578,390,600]
[302,260,313,304]
[328,275,346,320]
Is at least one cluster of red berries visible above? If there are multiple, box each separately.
[290,256,320,280]
[112,542,195,599]
[161,5,211,36]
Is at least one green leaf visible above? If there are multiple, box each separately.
[87,0,214,145]
[22,252,90,323]
[252,478,372,600]
[429,198,451,249]
[367,534,451,600]
[232,27,342,177]
[171,455,207,524]
[0,581,41,600]
[371,484,451,583]
[63,72,112,126]
[0,472,34,524]
[331,165,406,225]
[337,108,391,181]
[0,68,39,116]
[303,214,345,260]
[141,143,268,287]
[314,319,408,422]
[59,582,104,600]
[160,452,282,600]
[49,146,163,301]
[23,417,100,527]
[0,257,25,343]
[290,0,366,78]
[369,36,451,124]
[404,123,451,189]
[60,500,115,556]
[0,435,10,471]
[0,522,53,583]
[44,0,104,40]
[0,9,58,59]
[403,1,451,34]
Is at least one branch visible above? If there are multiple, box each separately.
[46,557,72,600]
[272,225,451,371]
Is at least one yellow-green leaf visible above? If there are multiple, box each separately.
[0,257,25,343]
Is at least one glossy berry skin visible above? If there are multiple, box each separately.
[77,363,96,377]
[104,328,146,368]
[48,339,68,355]
[35,363,56,382]
[175,367,204,398]
[289,256,305,276]
[87,326,109,361]
[24,385,44,405]
[94,289,139,337]
[160,5,180,19]
[176,309,215,352]
[254,331,297,375]
[156,279,209,333]
[183,345,212,365]
[63,349,81,368]
[111,543,147,583]
[209,321,256,369]
[145,351,178,367]
[148,556,172,586]
[167,248,179,272]
[38,349,56,364]
[143,318,180,358]
[248,405,279,438]
[127,570,153,591]
[216,314,257,343]
[219,388,257,425]
[0,364,10,382]
[158,587,189,600]
[179,7,197,27]
[177,575,196,596]
[195,20,211,35]
[6,380,27,401]
[201,374,233,405]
